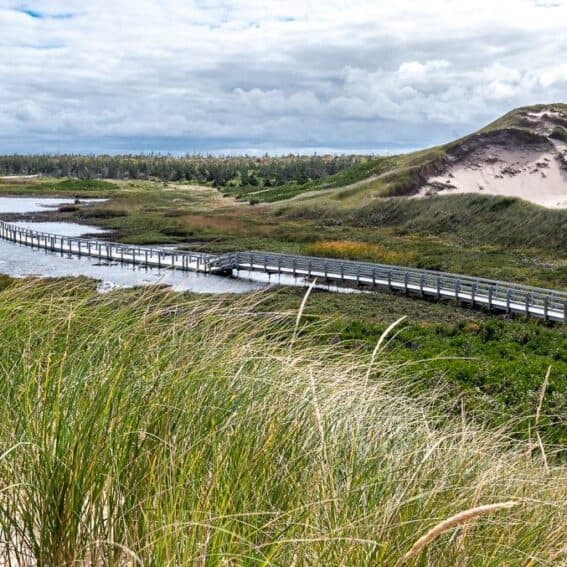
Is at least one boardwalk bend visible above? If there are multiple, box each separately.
[1,219,565,323]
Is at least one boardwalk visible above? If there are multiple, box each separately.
[0,220,216,272]
[1,220,566,323]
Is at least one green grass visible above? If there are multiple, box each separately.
[261,288,567,446]
[280,194,567,289]
[350,194,567,253]
[0,280,565,565]
[0,177,119,196]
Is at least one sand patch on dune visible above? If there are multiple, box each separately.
[419,143,567,209]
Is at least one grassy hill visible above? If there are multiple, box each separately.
[236,103,567,204]
[270,104,567,285]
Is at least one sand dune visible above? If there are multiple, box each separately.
[421,143,567,208]
[418,107,567,209]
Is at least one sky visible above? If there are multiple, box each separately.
[0,0,566,155]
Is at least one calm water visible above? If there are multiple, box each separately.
[12,221,108,237]
[0,196,106,214]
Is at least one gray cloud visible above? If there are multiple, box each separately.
[0,0,566,154]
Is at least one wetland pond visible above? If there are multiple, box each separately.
[0,196,347,294]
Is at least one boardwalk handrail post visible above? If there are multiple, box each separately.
[525,293,531,317]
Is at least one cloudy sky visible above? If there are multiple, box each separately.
[0,0,566,154]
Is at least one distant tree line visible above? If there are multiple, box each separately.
[0,154,365,187]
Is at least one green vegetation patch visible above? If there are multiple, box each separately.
[264,288,567,446]
[38,178,119,192]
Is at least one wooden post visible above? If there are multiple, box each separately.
[525,293,530,317]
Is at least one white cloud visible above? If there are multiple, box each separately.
[0,0,565,152]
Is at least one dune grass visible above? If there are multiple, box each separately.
[0,281,565,565]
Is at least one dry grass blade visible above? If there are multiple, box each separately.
[291,278,317,347]
[365,316,406,383]
[535,365,551,428]
[403,501,520,561]
[536,432,549,474]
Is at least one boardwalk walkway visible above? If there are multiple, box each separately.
[1,220,565,323]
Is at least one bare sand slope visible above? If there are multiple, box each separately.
[419,108,567,209]
[421,143,567,208]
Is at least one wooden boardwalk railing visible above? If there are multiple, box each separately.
[213,251,567,323]
[0,220,216,272]
[1,220,566,323]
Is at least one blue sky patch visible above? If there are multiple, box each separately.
[17,8,73,19]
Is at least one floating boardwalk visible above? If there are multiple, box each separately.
[1,220,566,323]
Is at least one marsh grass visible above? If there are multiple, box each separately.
[304,240,418,266]
[0,281,565,565]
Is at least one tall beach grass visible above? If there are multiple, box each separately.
[0,281,565,565]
